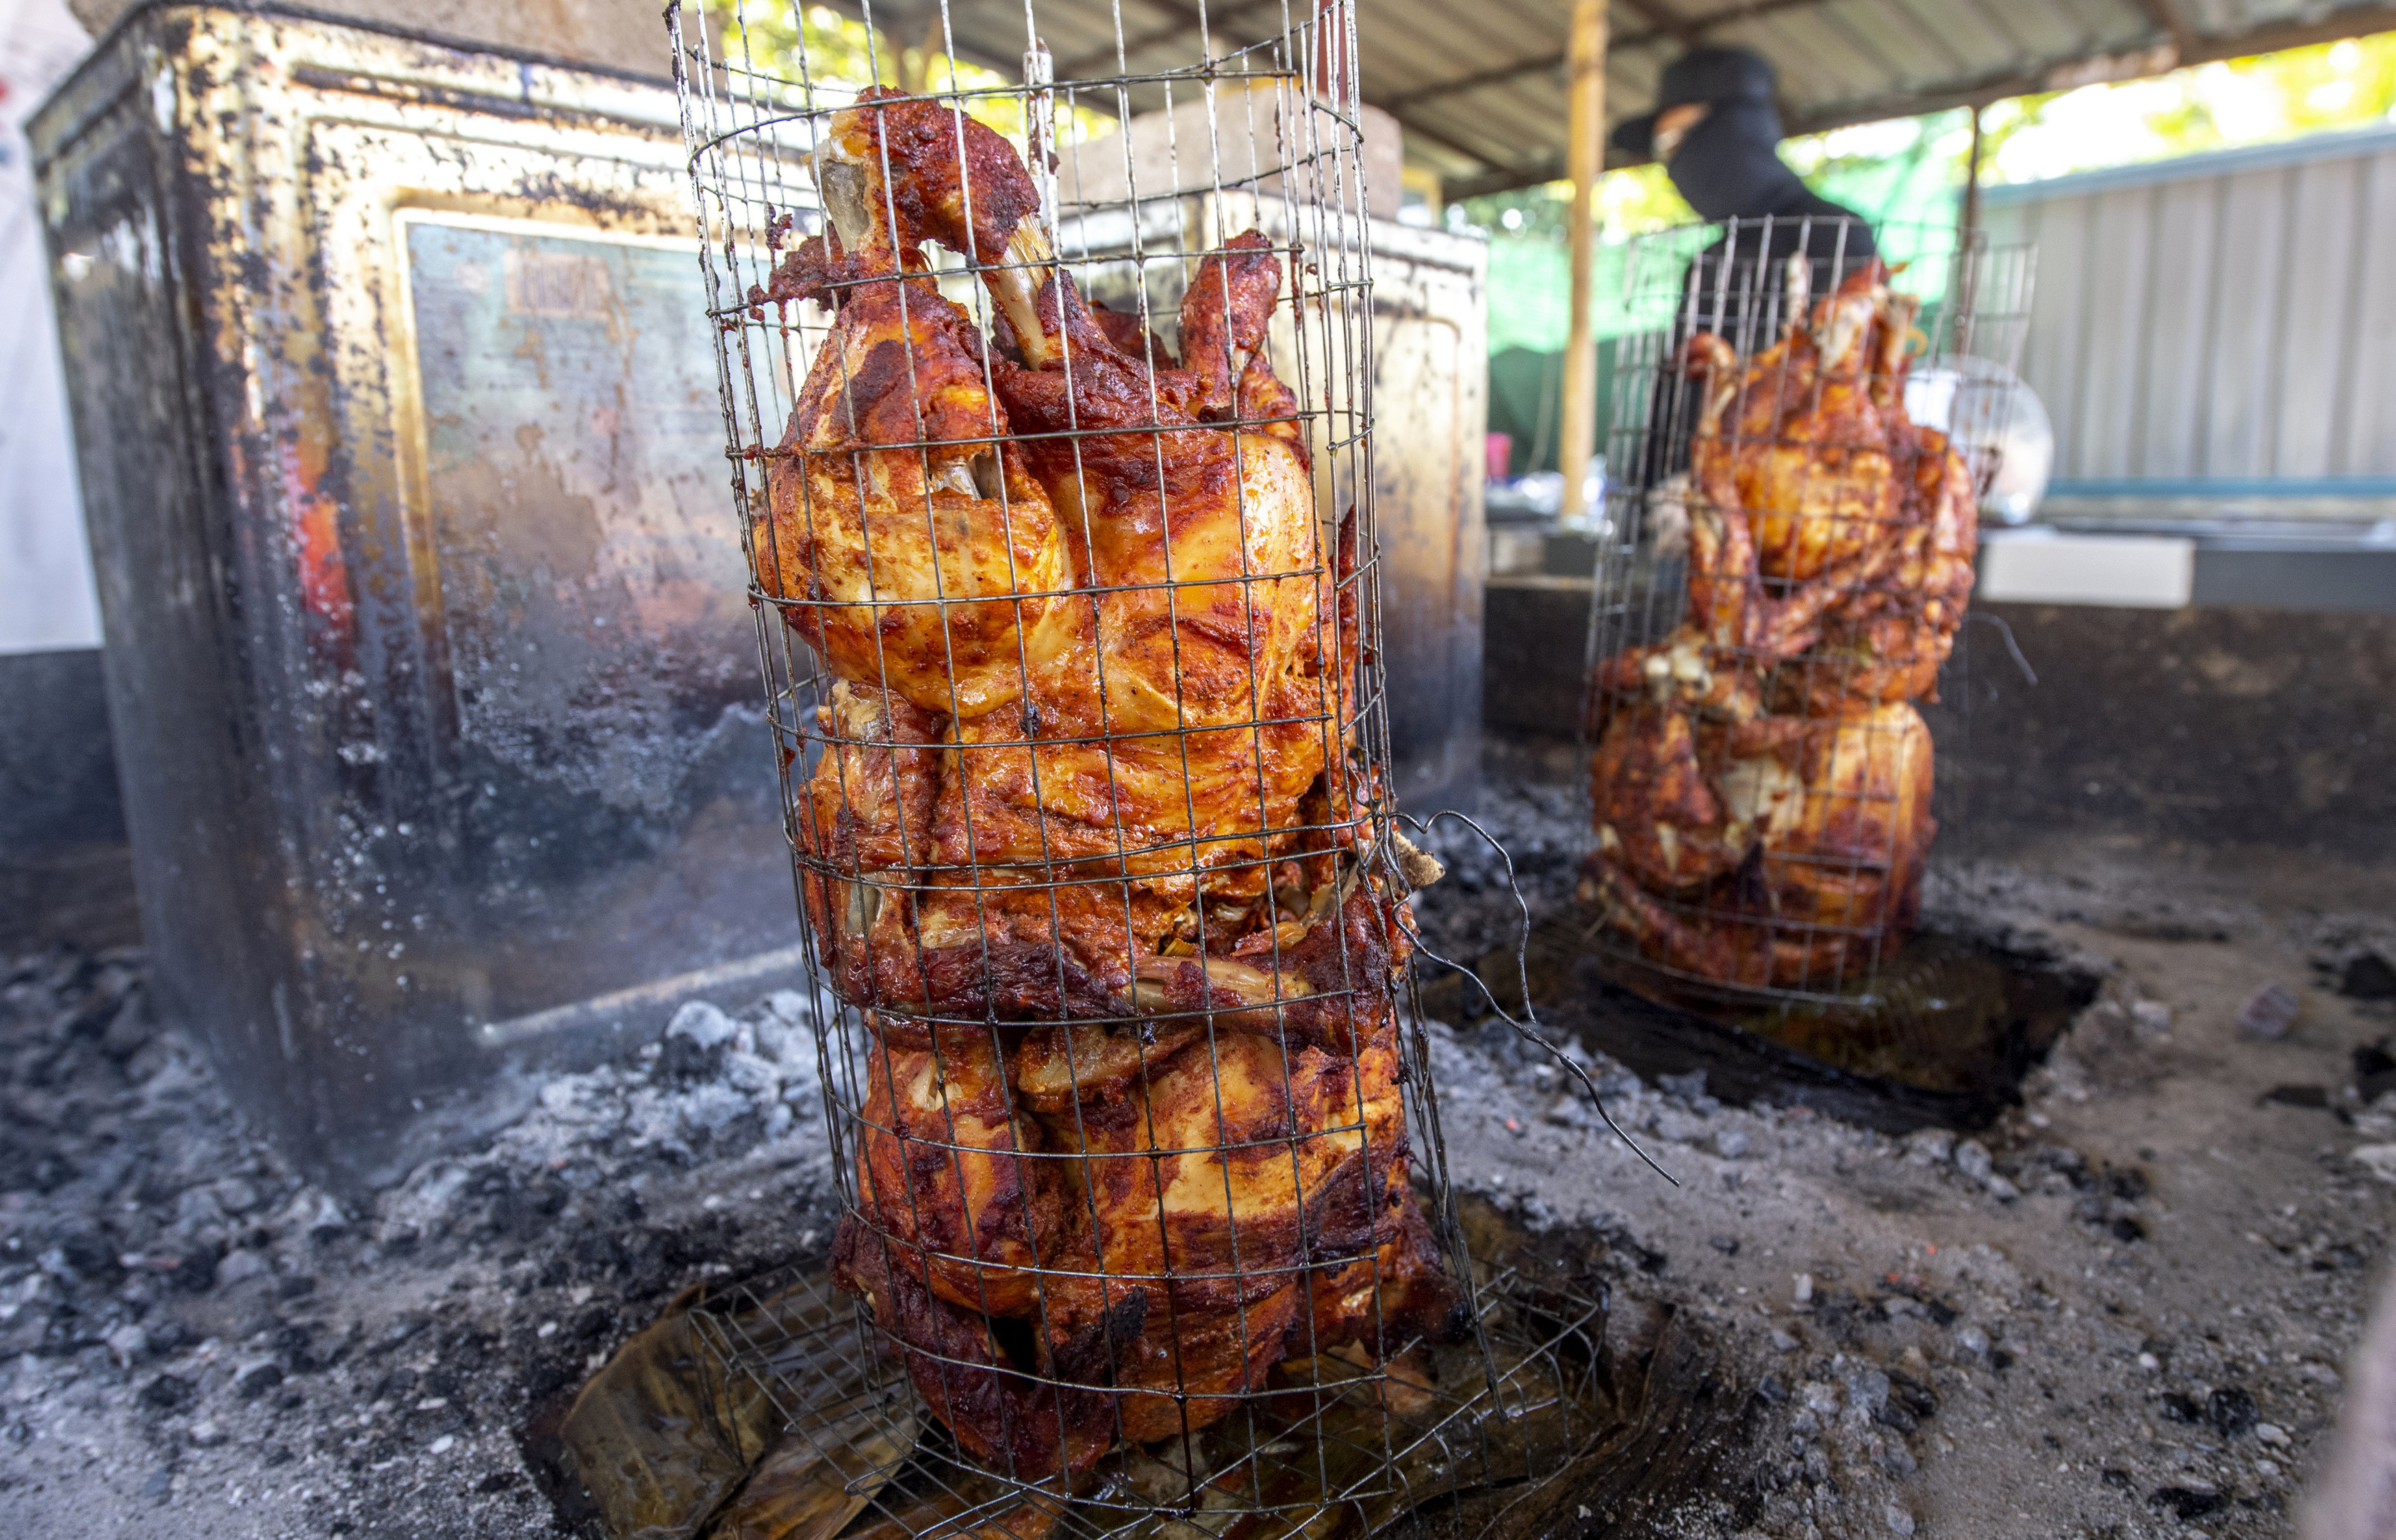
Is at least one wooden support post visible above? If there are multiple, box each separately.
[1559,0,1608,521]
[1955,103,1985,355]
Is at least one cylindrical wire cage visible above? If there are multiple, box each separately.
[667,1,1534,1526]
[1577,216,2037,1042]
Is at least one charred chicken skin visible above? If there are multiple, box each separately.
[754,90,1457,1483]
[1584,261,1969,990]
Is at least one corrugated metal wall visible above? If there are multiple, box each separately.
[1982,125,2396,502]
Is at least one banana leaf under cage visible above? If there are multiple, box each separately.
[1576,217,2038,1054]
[667,1,1565,1528]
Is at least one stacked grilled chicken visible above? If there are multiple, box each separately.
[750,90,1457,1483]
[1581,264,1976,990]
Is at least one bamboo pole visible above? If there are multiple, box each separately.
[1955,103,1985,355]
[1559,0,1608,521]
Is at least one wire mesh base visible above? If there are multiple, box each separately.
[680,1259,1609,1539]
[1416,907,2093,1131]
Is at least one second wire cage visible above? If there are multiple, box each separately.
[670,1,1533,1530]
[1578,217,2036,1035]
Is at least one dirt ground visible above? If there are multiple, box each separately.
[2,795,2393,1539]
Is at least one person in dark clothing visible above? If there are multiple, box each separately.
[1613,47,1879,497]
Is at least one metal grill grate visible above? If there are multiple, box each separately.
[665,1,1559,1525]
[681,1261,1611,1535]
[1577,217,2037,1031]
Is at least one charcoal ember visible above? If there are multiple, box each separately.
[2151,1486,2228,1520]
[1657,1069,1708,1103]
[659,1001,741,1080]
[294,1192,349,1240]
[2339,951,2396,1001]
[232,1359,285,1399]
[170,1244,220,1293]
[272,1320,324,1369]
[138,1373,197,1413]
[2356,1038,2396,1101]
[99,1002,155,1061]
[2206,1385,2259,1437]
[1886,1371,1937,1421]
[175,1185,229,1235]
[372,1313,430,1355]
[218,1248,272,1287]
[472,1172,568,1239]
[51,1224,122,1284]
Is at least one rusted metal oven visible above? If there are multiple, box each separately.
[31,4,793,1189]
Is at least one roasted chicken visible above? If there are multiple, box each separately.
[750,89,1459,1483]
[1583,261,1973,990]
[1585,701,1933,988]
[763,90,1347,1027]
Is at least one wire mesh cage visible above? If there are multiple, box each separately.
[1576,216,2037,1056]
[665,1,1559,1527]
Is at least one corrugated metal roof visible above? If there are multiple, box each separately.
[885,0,2396,197]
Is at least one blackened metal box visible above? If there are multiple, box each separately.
[31,3,797,1188]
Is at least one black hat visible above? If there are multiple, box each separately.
[1609,46,1778,157]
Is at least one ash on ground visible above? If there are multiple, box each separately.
[0,960,843,1538]
[6,814,2396,1538]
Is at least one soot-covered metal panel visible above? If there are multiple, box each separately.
[31,5,798,1190]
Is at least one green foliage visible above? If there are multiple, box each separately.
[1978,31,2396,182]
[704,0,1108,142]
[1464,28,2396,360]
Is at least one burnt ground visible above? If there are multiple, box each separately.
[3,782,2395,1539]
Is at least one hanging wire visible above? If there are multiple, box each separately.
[1400,809,1679,1188]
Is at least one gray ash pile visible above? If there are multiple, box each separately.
[0,945,841,1539]
[6,827,2393,1540]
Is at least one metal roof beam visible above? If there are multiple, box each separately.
[1411,0,2396,187]
[1442,156,1565,200]
[1380,51,1562,110]
[1616,0,1705,49]
[1783,2,2396,138]
[1379,0,1828,111]
[1376,105,1527,172]
[2175,3,2396,70]
[1442,148,1649,201]
[2131,0,2195,59]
